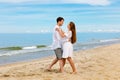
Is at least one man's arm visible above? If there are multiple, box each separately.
[55,28,61,40]
[56,28,65,38]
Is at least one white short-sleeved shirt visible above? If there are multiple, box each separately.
[51,25,62,49]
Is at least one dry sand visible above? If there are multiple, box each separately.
[0,44,120,80]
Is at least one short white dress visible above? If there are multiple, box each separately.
[62,31,73,58]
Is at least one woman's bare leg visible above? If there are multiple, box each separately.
[67,57,77,73]
[59,59,64,72]
[63,58,66,67]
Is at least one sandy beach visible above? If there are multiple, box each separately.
[0,44,120,80]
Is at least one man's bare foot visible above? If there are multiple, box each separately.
[59,69,64,73]
[70,72,77,74]
[45,68,52,72]
[59,71,65,74]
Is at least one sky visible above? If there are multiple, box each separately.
[0,0,120,33]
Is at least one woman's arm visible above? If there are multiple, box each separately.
[56,28,66,38]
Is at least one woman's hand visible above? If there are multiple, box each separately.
[56,28,65,38]
[61,29,64,33]
[56,28,60,31]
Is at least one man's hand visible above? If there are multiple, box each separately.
[68,39,71,42]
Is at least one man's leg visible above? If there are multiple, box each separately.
[59,59,64,72]
[54,48,64,72]
[59,58,66,72]
[47,58,58,70]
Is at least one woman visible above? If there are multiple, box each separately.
[56,22,77,73]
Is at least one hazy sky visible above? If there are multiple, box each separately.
[0,0,120,33]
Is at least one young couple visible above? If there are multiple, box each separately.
[47,17,77,73]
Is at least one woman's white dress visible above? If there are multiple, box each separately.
[62,31,73,58]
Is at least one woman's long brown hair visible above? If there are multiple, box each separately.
[69,22,77,44]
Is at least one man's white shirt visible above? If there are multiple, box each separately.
[51,25,62,50]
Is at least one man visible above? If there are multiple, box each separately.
[47,17,64,72]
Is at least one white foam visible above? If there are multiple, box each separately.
[100,39,120,42]
[22,46,37,50]
[0,47,51,57]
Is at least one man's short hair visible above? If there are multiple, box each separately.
[56,17,64,23]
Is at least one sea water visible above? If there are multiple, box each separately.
[0,32,120,65]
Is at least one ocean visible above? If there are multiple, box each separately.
[0,32,120,65]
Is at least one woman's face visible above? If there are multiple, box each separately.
[67,24,70,30]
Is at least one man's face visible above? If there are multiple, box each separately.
[59,20,64,26]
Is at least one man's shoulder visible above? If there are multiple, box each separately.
[54,25,59,28]
[54,25,59,31]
